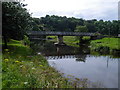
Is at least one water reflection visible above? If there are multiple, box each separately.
[47,55,118,88]
[31,41,119,88]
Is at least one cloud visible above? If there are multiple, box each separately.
[23,0,119,20]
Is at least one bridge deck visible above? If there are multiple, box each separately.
[27,31,96,36]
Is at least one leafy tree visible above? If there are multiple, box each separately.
[2,2,31,48]
[75,25,88,32]
[75,25,88,42]
[30,18,43,31]
[84,20,96,33]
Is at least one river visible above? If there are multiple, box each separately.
[32,40,119,88]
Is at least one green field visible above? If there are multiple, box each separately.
[91,37,120,50]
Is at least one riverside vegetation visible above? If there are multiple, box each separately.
[47,36,120,56]
[2,39,72,88]
[2,39,91,88]
[90,37,120,57]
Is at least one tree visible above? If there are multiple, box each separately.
[75,25,88,32]
[84,20,96,33]
[30,18,43,31]
[2,2,31,48]
[75,25,88,42]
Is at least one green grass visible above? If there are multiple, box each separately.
[3,39,90,88]
[3,38,116,88]
[2,39,74,88]
[47,36,82,47]
[47,36,120,56]
[3,54,73,88]
[91,37,120,50]
[47,36,120,50]
[63,36,79,47]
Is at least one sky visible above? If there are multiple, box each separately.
[23,0,120,20]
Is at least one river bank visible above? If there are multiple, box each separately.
[2,37,120,88]
[2,39,90,88]
[47,36,120,57]
[2,39,74,88]
[31,36,119,88]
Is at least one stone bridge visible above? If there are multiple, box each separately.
[27,31,99,45]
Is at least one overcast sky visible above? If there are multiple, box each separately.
[23,0,119,20]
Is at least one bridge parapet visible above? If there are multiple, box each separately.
[27,31,95,36]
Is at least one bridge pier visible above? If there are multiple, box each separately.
[79,36,83,43]
[90,36,104,40]
[58,35,63,44]
[90,36,97,40]
[55,35,66,45]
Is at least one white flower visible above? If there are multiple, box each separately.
[20,65,23,67]
[30,62,33,63]
[38,52,41,55]
[32,67,35,70]
[24,82,28,85]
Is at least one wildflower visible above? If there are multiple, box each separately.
[4,59,9,62]
[20,65,23,67]
[32,67,35,70]
[4,49,9,52]
[24,82,28,85]
[15,61,21,64]
[39,65,43,67]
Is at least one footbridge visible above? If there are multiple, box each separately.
[27,31,99,45]
[27,31,95,36]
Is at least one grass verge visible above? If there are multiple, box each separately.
[2,39,73,88]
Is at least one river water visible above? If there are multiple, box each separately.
[32,41,119,88]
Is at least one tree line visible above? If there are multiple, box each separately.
[2,2,120,46]
[38,15,120,36]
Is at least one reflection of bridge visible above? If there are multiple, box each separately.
[45,55,77,59]
[45,54,88,62]
[27,31,98,45]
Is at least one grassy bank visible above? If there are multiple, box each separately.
[90,37,120,51]
[2,39,74,88]
[47,36,120,57]
[91,38,120,50]
[47,36,120,50]
[2,39,92,88]
[90,37,120,56]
